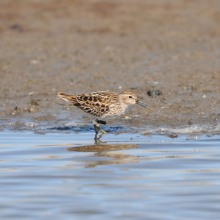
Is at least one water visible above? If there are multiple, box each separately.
[1,132,220,219]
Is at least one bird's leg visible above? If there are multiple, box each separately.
[93,120,107,143]
[94,127,106,143]
[94,124,99,134]
[93,120,107,134]
[96,126,106,134]
[94,132,98,142]
[94,124,106,134]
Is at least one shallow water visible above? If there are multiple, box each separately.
[1,132,220,220]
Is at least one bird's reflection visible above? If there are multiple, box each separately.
[66,144,138,167]
[67,144,137,152]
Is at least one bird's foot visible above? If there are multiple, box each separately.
[94,132,106,143]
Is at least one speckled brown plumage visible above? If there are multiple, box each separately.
[58,90,146,119]
[59,91,115,118]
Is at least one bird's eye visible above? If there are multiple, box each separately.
[129,96,132,98]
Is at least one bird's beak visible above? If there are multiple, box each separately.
[136,100,147,108]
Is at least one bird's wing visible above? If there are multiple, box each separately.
[90,91,119,103]
[58,91,119,117]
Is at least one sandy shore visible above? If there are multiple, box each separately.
[1,0,220,134]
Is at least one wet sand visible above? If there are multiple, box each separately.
[1,0,220,135]
[1,132,220,219]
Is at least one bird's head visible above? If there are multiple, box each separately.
[119,90,147,108]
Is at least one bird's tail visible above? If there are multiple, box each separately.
[58,92,78,105]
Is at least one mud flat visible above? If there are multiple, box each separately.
[0,0,220,135]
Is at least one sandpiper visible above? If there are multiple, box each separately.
[58,90,146,134]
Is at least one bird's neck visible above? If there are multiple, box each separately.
[119,97,130,112]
